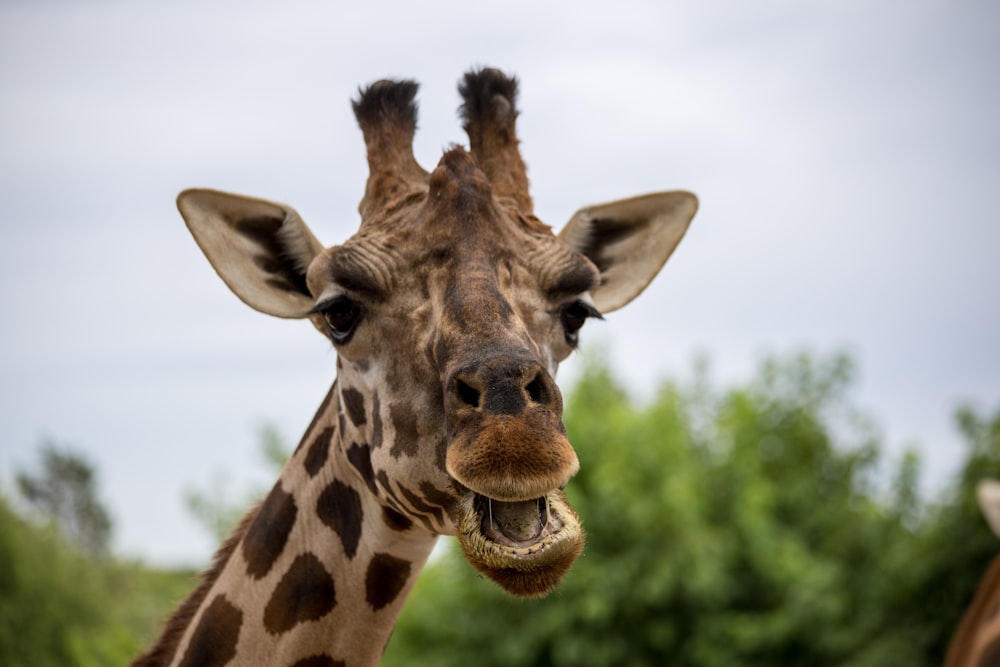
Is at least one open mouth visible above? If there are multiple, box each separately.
[476,494,558,551]
[455,488,584,597]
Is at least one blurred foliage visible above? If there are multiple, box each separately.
[384,351,1000,667]
[1,352,998,666]
[0,488,194,666]
[16,442,112,557]
[0,429,289,666]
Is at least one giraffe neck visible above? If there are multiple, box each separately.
[141,383,440,667]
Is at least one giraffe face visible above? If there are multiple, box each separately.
[303,149,596,595]
[176,69,696,598]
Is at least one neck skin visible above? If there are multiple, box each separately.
[137,384,440,667]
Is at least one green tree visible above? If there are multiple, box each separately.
[0,490,139,666]
[1,442,199,666]
[16,442,112,557]
[383,351,999,667]
[890,403,1000,661]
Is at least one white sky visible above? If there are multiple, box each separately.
[1,0,997,566]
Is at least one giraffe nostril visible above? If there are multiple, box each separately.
[456,379,481,408]
[524,373,548,406]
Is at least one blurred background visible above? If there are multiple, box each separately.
[1,0,997,664]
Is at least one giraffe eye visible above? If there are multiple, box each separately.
[559,300,602,347]
[320,296,365,344]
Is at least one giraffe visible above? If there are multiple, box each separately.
[132,67,697,667]
[945,480,1000,667]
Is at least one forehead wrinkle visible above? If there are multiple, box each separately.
[518,240,600,301]
[540,255,599,301]
[328,241,396,300]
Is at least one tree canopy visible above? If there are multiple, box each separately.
[384,352,1000,667]
[1,351,997,666]
[16,443,111,557]
[0,445,194,667]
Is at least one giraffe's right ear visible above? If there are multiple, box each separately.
[558,191,697,314]
[977,480,1000,538]
[177,189,325,319]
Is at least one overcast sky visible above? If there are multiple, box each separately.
[1,0,997,566]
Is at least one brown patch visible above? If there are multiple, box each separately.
[434,434,448,473]
[398,482,446,527]
[374,469,400,505]
[383,495,408,518]
[316,480,363,559]
[389,402,419,458]
[341,387,366,427]
[177,594,243,667]
[289,655,346,667]
[419,481,457,522]
[346,442,377,494]
[365,553,412,611]
[377,470,434,532]
[243,483,298,579]
[304,426,335,477]
[382,506,413,532]
[264,553,337,635]
[982,638,1000,667]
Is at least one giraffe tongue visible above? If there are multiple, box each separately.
[480,496,548,545]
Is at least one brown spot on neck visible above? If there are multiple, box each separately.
[304,426,335,477]
[316,479,364,559]
[263,553,337,634]
[289,656,346,667]
[341,386,367,427]
[242,483,298,579]
[389,402,420,459]
[365,552,412,611]
[177,594,243,667]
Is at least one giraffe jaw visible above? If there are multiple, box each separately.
[455,489,584,598]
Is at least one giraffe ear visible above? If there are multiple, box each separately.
[177,188,325,319]
[977,480,1000,538]
[558,191,697,313]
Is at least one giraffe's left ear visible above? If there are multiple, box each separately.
[177,189,325,319]
[558,191,697,313]
[977,480,1000,538]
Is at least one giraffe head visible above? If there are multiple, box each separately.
[176,69,696,598]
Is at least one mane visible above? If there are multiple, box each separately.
[130,501,262,666]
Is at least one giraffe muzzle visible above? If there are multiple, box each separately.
[444,355,585,595]
[455,487,584,598]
